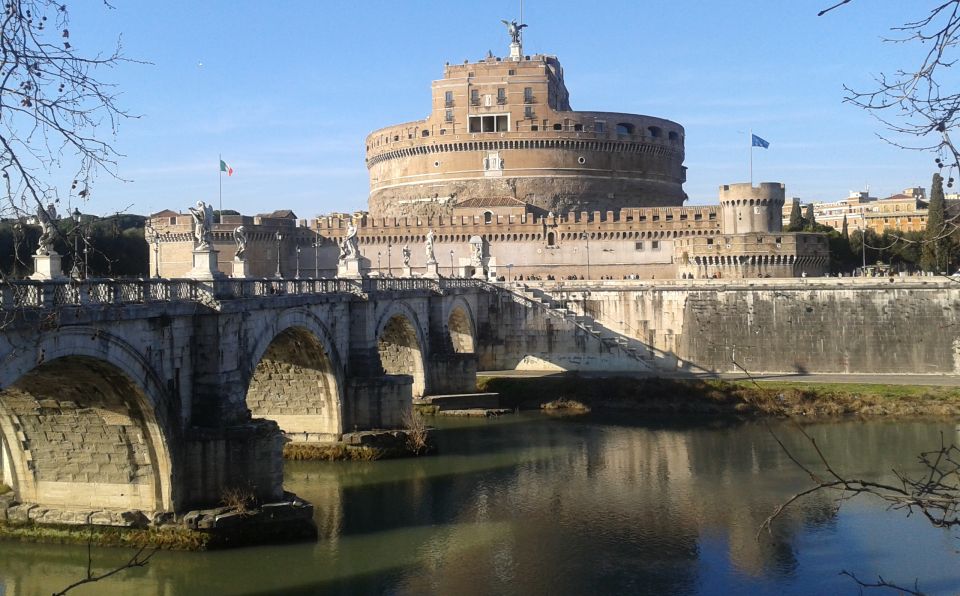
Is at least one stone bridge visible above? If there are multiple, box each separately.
[5,274,953,527]
[0,277,513,521]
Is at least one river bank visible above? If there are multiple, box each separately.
[477,375,960,418]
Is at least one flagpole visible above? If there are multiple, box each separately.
[749,129,753,186]
[218,153,223,217]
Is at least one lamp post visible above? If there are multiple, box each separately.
[861,211,866,273]
[275,231,283,278]
[387,242,392,277]
[581,232,591,279]
[377,251,382,277]
[296,244,301,279]
[70,208,82,279]
[313,238,321,278]
[83,230,91,279]
[152,234,161,278]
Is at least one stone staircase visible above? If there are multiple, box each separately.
[506,283,655,369]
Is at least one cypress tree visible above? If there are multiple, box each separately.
[788,201,803,232]
[921,172,948,273]
[841,213,849,239]
[805,204,816,228]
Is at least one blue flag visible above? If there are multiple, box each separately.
[752,134,770,148]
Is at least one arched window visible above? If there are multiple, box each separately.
[483,211,493,224]
[421,129,430,137]
[616,123,635,135]
[553,123,562,130]
[647,126,662,138]
[668,131,679,141]
[547,231,556,246]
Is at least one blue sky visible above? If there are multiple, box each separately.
[61,1,948,217]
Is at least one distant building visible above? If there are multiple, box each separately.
[783,187,929,234]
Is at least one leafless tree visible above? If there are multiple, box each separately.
[0,1,133,225]
[52,540,156,596]
[820,1,960,187]
[760,424,960,595]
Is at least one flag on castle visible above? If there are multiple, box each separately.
[219,159,234,176]
[751,134,770,149]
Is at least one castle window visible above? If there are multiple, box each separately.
[484,211,493,224]
[422,130,430,137]
[652,215,660,222]
[648,126,662,138]
[666,214,674,221]
[757,236,764,243]
[445,109,454,123]
[708,213,717,220]
[651,240,661,250]
[530,124,538,131]
[553,123,562,131]
[547,231,556,246]
[574,123,583,131]
[706,238,714,245]
[444,91,454,107]
[508,69,515,76]
[680,213,688,220]
[635,241,644,250]
[668,131,679,141]
[523,87,534,103]
[616,123,635,136]
[440,129,446,135]
[525,106,535,119]
[694,213,702,221]
[393,135,399,141]
[595,121,606,133]
[470,89,480,106]
[497,88,506,104]
[470,114,509,133]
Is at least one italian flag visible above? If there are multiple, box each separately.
[219,159,234,176]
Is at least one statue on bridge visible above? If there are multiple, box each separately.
[233,225,247,260]
[341,221,359,261]
[425,229,436,264]
[188,201,214,250]
[35,206,55,256]
[402,244,411,266]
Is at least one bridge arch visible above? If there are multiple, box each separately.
[375,302,429,398]
[245,308,345,442]
[0,327,175,513]
[446,296,477,354]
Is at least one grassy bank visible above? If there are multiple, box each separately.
[0,521,213,550]
[477,376,960,418]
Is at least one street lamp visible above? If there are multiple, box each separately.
[377,251,382,277]
[581,232,591,279]
[152,233,161,278]
[296,244,301,279]
[275,231,283,278]
[387,242,392,277]
[70,208,81,279]
[313,238,322,279]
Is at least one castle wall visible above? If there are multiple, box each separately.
[491,279,960,374]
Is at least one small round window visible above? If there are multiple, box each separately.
[578,156,586,165]
[434,161,441,168]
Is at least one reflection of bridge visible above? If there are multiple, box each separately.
[0,278,501,519]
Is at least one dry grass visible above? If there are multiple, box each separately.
[283,443,381,461]
[0,484,11,496]
[401,409,430,455]
[220,486,256,516]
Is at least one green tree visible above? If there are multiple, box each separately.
[787,201,803,232]
[921,172,949,273]
[804,204,816,229]
[841,214,849,239]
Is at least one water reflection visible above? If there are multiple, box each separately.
[1,415,958,595]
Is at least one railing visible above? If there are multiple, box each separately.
[0,276,499,310]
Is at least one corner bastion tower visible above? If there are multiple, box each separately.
[365,25,687,219]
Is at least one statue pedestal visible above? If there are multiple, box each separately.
[509,41,522,61]
[337,257,363,279]
[232,259,251,279]
[472,265,486,280]
[30,252,66,281]
[188,249,225,280]
[401,265,412,278]
[424,261,440,279]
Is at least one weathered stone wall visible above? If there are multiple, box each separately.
[510,279,960,375]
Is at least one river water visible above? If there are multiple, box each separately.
[1,413,959,595]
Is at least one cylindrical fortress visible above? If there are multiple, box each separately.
[718,182,785,235]
[366,52,686,219]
